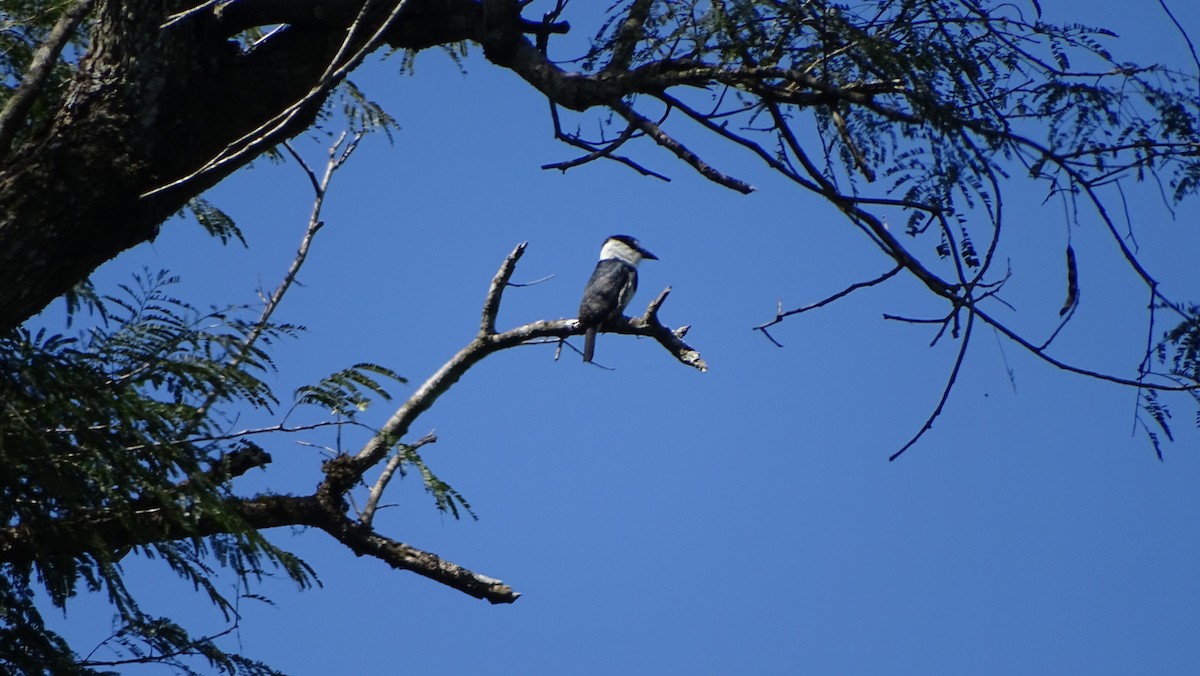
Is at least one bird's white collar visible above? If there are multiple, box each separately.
[599,238,644,265]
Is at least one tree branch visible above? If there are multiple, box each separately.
[612,100,754,194]
[0,242,702,600]
[321,516,519,603]
[889,309,975,461]
[0,0,94,157]
[480,242,527,335]
[142,2,408,199]
[754,265,904,346]
[342,242,705,484]
[360,432,438,526]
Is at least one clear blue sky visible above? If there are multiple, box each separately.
[43,2,1200,674]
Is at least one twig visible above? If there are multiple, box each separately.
[161,0,225,28]
[1157,0,1200,80]
[542,120,639,172]
[975,305,1197,391]
[190,131,361,425]
[360,432,438,526]
[754,265,903,344]
[544,103,671,181]
[612,100,754,194]
[507,274,554,287]
[890,309,975,461]
[81,618,241,668]
[122,420,360,453]
[481,242,528,336]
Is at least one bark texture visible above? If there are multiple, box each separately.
[0,0,486,331]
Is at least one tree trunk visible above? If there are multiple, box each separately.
[0,0,482,332]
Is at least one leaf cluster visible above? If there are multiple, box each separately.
[0,270,312,673]
[1144,307,1200,454]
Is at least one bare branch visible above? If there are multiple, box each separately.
[890,310,976,461]
[192,131,362,425]
[543,104,671,181]
[322,517,520,604]
[612,100,755,194]
[360,432,438,526]
[627,288,708,372]
[542,119,639,173]
[754,265,904,343]
[480,242,528,336]
[975,306,1197,391]
[344,243,705,484]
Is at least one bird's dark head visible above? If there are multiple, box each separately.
[603,235,658,262]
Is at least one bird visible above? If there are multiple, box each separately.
[577,235,658,363]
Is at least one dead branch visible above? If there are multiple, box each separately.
[889,309,976,461]
[347,242,705,481]
[192,131,361,426]
[543,104,671,181]
[754,265,903,346]
[612,100,755,194]
[321,517,519,603]
[480,242,527,335]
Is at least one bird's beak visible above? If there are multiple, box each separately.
[639,247,658,260]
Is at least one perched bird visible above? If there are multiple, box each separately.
[577,235,658,363]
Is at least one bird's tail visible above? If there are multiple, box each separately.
[582,327,597,363]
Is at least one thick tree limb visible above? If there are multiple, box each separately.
[0,491,519,603]
[0,0,94,157]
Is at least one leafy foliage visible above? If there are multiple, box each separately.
[401,443,477,521]
[572,0,1200,452]
[0,271,313,673]
[295,363,405,418]
[186,198,246,248]
[0,261,471,671]
[1143,306,1200,454]
[2,0,1198,671]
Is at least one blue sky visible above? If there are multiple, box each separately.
[41,2,1200,674]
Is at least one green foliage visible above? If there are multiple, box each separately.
[391,41,470,77]
[0,265,467,671]
[1160,306,1200,386]
[79,614,285,676]
[295,362,405,418]
[587,0,1198,267]
[186,198,246,248]
[333,79,400,142]
[292,365,476,519]
[1144,306,1200,455]
[0,270,312,673]
[400,444,477,521]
